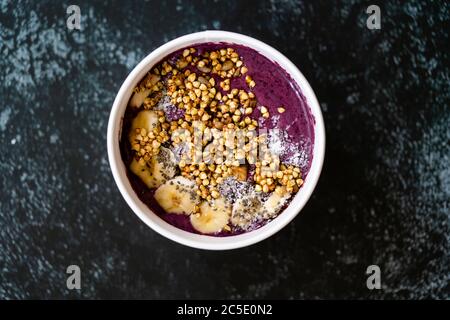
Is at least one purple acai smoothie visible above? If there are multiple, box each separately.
[120,43,315,236]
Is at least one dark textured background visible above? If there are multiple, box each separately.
[0,0,448,299]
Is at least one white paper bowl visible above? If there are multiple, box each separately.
[107,31,325,250]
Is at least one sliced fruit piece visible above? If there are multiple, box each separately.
[190,198,231,234]
[129,74,161,108]
[129,147,177,189]
[230,194,263,229]
[142,73,161,88]
[130,88,152,108]
[129,158,158,189]
[128,110,159,143]
[154,176,200,215]
[130,110,159,132]
[149,147,177,187]
[262,186,292,219]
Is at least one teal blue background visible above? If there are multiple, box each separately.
[0,0,448,299]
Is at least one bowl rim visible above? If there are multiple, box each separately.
[107,30,325,250]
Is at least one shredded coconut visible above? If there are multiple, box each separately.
[218,177,256,204]
[270,114,280,127]
[268,129,311,170]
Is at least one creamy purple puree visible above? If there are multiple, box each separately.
[120,43,315,236]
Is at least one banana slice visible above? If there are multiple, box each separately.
[149,147,177,186]
[130,88,152,108]
[262,187,292,219]
[129,147,177,188]
[230,194,263,229]
[129,74,161,108]
[129,157,158,189]
[190,198,231,234]
[154,176,200,214]
[128,110,160,144]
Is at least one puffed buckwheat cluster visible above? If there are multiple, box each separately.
[130,47,304,201]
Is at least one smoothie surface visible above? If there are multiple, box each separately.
[121,42,315,236]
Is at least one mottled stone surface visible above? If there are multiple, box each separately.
[0,0,448,299]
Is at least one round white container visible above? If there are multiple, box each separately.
[107,31,325,250]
